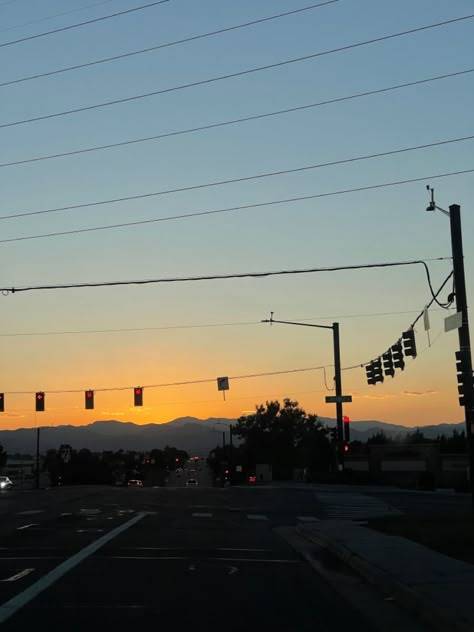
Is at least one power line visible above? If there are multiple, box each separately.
[0,0,170,49]
[1,136,472,223]
[0,1,119,35]
[1,68,471,170]
[1,14,472,129]
[1,167,472,244]
[0,308,447,337]
[0,1,339,88]
[0,258,450,295]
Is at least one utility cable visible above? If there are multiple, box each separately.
[0,258,450,295]
[1,136,472,222]
[1,15,472,128]
[1,68,471,169]
[0,168,472,243]
[0,1,170,49]
[0,1,339,87]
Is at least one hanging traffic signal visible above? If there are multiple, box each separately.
[134,387,143,407]
[372,358,384,384]
[366,362,376,385]
[343,415,350,442]
[382,350,395,378]
[391,342,405,371]
[402,329,417,358]
[85,390,94,410]
[35,392,45,412]
[344,443,349,453]
[456,350,473,407]
[0,393,4,413]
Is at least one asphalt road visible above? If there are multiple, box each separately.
[0,482,425,632]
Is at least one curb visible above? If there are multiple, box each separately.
[297,526,473,632]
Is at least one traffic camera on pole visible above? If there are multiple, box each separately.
[134,387,143,407]
[85,390,94,410]
[382,350,395,378]
[35,392,45,412]
[391,342,405,371]
[402,329,417,358]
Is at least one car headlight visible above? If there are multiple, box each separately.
[0,483,6,488]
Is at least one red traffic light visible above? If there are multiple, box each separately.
[175,458,179,462]
[35,392,45,412]
[343,416,350,423]
[134,386,143,407]
[85,390,94,410]
[344,444,349,452]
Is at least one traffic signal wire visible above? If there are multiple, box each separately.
[1,137,472,223]
[0,2,339,88]
[0,258,450,295]
[0,0,171,50]
[1,15,472,129]
[1,68,471,170]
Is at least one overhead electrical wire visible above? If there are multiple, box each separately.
[0,308,445,337]
[0,258,450,295]
[0,0,170,49]
[1,136,472,223]
[0,168,472,244]
[1,68,471,170]
[0,1,339,87]
[1,15,472,129]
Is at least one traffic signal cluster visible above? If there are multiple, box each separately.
[456,350,474,407]
[0,387,146,413]
[365,329,417,386]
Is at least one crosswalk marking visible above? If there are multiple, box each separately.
[316,492,402,520]
[246,514,268,521]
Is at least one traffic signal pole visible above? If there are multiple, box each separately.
[449,204,474,507]
[35,428,40,490]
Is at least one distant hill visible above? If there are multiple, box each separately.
[0,417,465,456]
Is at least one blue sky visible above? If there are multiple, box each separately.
[0,0,473,430]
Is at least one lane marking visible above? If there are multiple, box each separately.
[79,508,101,515]
[227,566,238,575]
[217,548,270,552]
[0,512,146,624]
[105,556,298,563]
[60,513,72,517]
[246,514,268,520]
[76,529,104,533]
[16,510,43,516]
[192,512,213,518]
[16,524,37,531]
[0,557,63,560]
[1,569,34,582]
[297,516,320,522]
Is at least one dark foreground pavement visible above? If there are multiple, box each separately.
[0,485,424,631]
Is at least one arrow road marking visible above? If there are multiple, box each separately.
[227,566,238,575]
[1,569,34,582]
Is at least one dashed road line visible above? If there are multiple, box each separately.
[192,512,213,518]
[16,510,44,516]
[246,514,268,520]
[16,524,37,531]
[1,569,34,582]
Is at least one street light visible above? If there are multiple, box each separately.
[425,186,474,507]
[262,312,347,469]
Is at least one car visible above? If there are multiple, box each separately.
[127,479,143,488]
[0,476,12,490]
[185,478,198,487]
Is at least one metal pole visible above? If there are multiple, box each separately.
[35,428,40,490]
[449,204,474,506]
[333,322,344,469]
[222,431,226,451]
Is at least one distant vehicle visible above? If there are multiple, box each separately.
[185,478,198,487]
[248,475,257,484]
[0,476,12,490]
[127,479,143,488]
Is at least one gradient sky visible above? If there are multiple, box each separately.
[0,0,473,433]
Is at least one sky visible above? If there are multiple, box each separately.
[0,0,473,432]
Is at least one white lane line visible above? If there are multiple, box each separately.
[192,512,213,518]
[0,557,63,561]
[0,512,146,625]
[16,510,43,516]
[216,548,270,552]
[60,513,73,517]
[297,516,320,522]
[246,514,268,520]
[1,569,34,582]
[105,556,297,563]
[16,524,37,531]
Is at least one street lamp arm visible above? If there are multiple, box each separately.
[261,318,333,330]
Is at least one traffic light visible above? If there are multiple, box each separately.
[382,350,395,378]
[344,443,349,453]
[0,393,3,413]
[35,392,45,412]
[85,390,94,410]
[366,362,376,385]
[456,350,473,407]
[329,427,338,442]
[372,358,384,384]
[391,342,405,371]
[134,387,143,407]
[402,329,417,358]
[343,415,350,442]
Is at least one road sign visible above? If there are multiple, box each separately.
[325,395,352,403]
[217,377,229,391]
[445,311,463,332]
